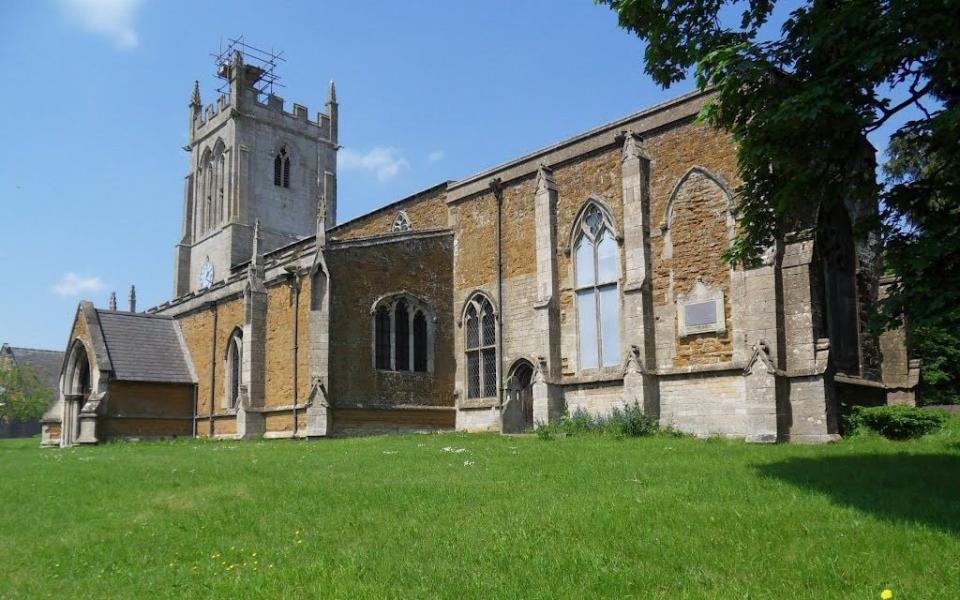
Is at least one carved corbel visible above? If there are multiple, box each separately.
[622,344,644,377]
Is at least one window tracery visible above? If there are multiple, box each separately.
[392,211,411,232]
[573,203,621,370]
[373,295,432,373]
[464,294,497,398]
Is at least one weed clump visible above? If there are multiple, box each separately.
[534,403,658,439]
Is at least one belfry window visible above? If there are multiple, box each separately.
[274,148,291,188]
[197,148,214,235]
[573,204,620,370]
[373,295,432,373]
[464,294,496,399]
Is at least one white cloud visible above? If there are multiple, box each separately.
[53,273,105,297]
[340,147,410,182]
[427,150,445,164]
[60,0,143,49]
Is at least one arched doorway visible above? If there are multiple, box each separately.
[816,203,861,376]
[503,360,534,433]
[62,341,93,446]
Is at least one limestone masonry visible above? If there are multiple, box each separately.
[42,53,919,447]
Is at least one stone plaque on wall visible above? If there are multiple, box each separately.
[677,277,725,337]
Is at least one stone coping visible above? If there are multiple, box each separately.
[207,412,237,419]
[558,371,625,387]
[834,373,906,390]
[457,398,499,410]
[245,403,314,414]
[656,362,747,377]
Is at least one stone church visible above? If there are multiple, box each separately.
[41,52,919,447]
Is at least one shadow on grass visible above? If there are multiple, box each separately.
[757,453,960,534]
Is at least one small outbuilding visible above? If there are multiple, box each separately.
[42,302,197,447]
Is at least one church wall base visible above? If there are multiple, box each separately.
[456,404,501,433]
[563,381,628,418]
[658,371,748,438]
[331,406,455,436]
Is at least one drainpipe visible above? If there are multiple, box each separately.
[284,266,301,438]
[191,384,198,438]
[208,302,218,437]
[490,178,504,409]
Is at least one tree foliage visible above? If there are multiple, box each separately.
[0,362,55,422]
[599,0,960,402]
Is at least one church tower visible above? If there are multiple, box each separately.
[174,48,338,296]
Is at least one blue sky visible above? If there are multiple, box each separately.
[0,0,911,350]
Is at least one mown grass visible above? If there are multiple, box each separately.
[1,419,958,599]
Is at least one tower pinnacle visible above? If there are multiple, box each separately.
[251,220,262,268]
[190,80,201,107]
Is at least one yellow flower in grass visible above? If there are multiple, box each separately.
[880,590,893,600]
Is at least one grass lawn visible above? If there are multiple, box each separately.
[1,420,958,599]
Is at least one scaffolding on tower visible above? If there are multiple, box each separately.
[212,36,285,101]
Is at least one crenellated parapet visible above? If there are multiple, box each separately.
[190,52,337,146]
[193,91,336,143]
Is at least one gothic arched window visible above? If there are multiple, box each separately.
[373,295,433,373]
[274,148,291,188]
[573,203,620,370]
[224,329,243,409]
[464,294,496,399]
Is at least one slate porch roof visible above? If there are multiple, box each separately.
[94,310,195,384]
[0,345,65,391]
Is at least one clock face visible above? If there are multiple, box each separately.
[199,261,214,288]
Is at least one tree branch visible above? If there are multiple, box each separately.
[868,79,934,133]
